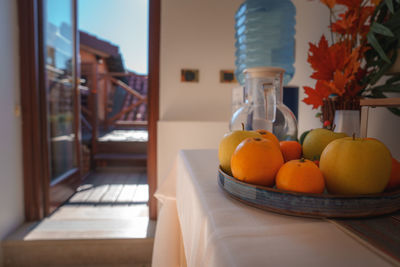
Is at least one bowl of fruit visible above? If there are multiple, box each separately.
[218,127,400,218]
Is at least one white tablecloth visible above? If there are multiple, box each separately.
[152,149,392,267]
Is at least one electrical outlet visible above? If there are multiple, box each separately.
[181,69,199,82]
[220,70,237,83]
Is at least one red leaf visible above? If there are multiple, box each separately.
[302,81,333,109]
[308,37,350,81]
[308,36,335,80]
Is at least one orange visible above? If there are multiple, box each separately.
[386,158,400,191]
[276,159,325,194]
[256,129,280,147]
[231,137,284,187]
[365,139,399,191]
[280,141,302,162]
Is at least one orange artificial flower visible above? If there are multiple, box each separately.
[303,0,376,109]
[331,7,374,39]
[329,70,347,95]
[331,10,358,34]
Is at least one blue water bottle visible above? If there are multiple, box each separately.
[234,0,296,85]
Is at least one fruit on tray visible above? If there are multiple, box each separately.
[280,141,302,162]
[218,126,397,197]
[386,158,400,191]
[276,158,325,194]
[302,128,347,160]
[256,129,280,147]
[218,128,262,174]
[231,137,284,186]
[320,137,392,194]
[299,130,311,145]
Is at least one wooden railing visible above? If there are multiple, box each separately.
[99,73,147,130]
[79,62,148,161]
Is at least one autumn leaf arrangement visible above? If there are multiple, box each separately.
[303,0,400,115]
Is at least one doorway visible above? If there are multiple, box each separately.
[18,0,159,221]
[78,0,149,172]
[76,0,157,222]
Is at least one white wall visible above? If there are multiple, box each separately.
[290,0,331,134]
[160,0,243,121]
[0,0,24,264]
[157,0,242,189]
[159,0,332,126]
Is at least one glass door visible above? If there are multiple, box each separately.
[43,0,81,212]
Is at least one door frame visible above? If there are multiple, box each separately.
[19,0,160,221]
[18,0,46,220]
[147,0,160,220]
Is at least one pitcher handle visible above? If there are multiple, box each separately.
[263,82,276,123]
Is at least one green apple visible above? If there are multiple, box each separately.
[218,129,262,174]
[302,128,347,161]
[320,137,392,194]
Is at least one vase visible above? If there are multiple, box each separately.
[321,97,361,136]
[333,109,360,137]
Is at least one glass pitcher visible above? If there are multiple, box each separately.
[230,67,297,140]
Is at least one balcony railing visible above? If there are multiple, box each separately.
[80,62,148,161]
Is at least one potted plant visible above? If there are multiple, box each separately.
[303,0,400,134]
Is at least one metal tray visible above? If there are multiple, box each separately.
[218,167,400,218]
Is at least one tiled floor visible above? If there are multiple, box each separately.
[24,167,155,240]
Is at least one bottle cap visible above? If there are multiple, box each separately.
[244,67,285,78]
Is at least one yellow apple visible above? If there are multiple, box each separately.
[320,137,392,194]
[302,128,347,160]
[218,130,262,174]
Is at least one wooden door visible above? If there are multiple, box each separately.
[42,0,82,213]
[18,0,81,219]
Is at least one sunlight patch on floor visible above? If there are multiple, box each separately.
[98,130,148,142]
[22,169,154,241]
[24,215,152,240]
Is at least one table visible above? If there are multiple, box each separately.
[152,149,394,267]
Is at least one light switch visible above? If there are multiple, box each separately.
[14,105,21,117]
